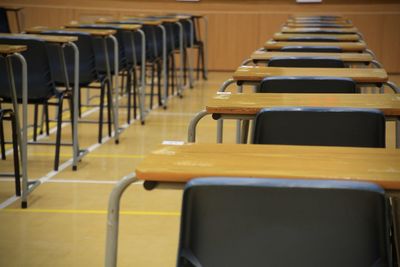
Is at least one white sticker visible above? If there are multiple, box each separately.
[217,91,232,95]
[162,140,185,145]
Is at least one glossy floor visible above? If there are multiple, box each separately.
[0,72,398,266]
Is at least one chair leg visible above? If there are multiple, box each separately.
[133,67,138,120]
[171,54,176,95]
[45,102,50,136]
[183,48,187,86]
[9,111,21,196]
[0,113,5,160]
[150,64,155,109]
[54,94,65,171]
[33,104,38,141]
[126,69,132,124]
[98,79,106,143]
[200,43,207,80]
[196,46,201,80]
[107,80,112,138]
[157,61,162,106]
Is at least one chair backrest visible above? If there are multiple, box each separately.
[252,107,385,147]
[267,56,345,68]
[0,8,10,33]
[177,177,391,267]
[0,36,56,102]
[286,36,340,42]
[40,30,98,85]
[281,45,342,52]
[258,76,357,93]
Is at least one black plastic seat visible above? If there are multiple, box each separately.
[252,107,385,148]
[0,8,10,33]
[268,56,345,68]
[0,36,66,170]
[281,45,342,52]
[258,76,357,93]
[177,177,392,267]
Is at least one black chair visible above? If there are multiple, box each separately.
[37,30,112,144]
[0,108,20,195]
[0,8,10,33]
[177,177,392,267]
[268,56,345,68]
[253,107,385,148]
[258,76,358,93]
[0,36,67,170]
[280,46,342,53]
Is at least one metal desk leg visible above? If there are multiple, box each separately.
[176,21,184,97]
[105,175,138,267]
[202,16,208,80]
[138,29,146,125]
[236,85,243,143]
[110,35,119,144]
[67,42,80,170]
[186,19,194,88]
[187,110,209,143]
[157,24,168,109]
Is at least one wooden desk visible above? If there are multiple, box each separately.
[233,66,387,84]
[0,44,26,54]
[26,26,116,37]
[286,23,353,28]
[136,143,400,188]
[0,33,77,43]
[264,40,366,52]
[250,50,373,64]
[273,33,359,42]
[206,93,400,116]
[281,27,359,34]
[113,17,163,26]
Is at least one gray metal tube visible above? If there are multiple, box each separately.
[384,81,400,94]
[186,18,194,88]
[67,42,80,169]
[109,35,120,144]
[138,29,146,124]
[241,58,253,66]
[187,110,209,143]
[203,16,209,79]
[158,25,168,109]
[176,21,184,96]
[105,175,138,267]
[370,59,383,68]
[218,78,235,92]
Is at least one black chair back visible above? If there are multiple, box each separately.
[268,56,345,68]
[0,37,56,102]
[258,76,357,93]
[253,107,386,147]
[177,177,392,267]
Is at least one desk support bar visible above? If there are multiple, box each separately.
[110,35,119,144]
[157,25,168,109]
[188,110,209,142]
[137,29,146,125]
[241,58,253,66]
[384,81,400,94]
[105,175,138,267]
[176,21,184,97]
[186,18,195,88]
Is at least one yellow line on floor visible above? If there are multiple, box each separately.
[28,152,146,159]
[1,208,180,216]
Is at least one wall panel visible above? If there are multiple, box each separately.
[0,0,399,72]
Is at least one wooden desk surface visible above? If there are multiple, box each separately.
[264,40,366,52]
[118,17,163,26]
[26,26,116,36]
[0,44,26,54]
[206,93,400,116]
[287,19,351,25]
[233,66,388,83]
[135,144,400,189]
[273,33,360,42]
[281,27,358,34]
[250,50,373,63]
[0,33,77,43]
[94,23,142,31]
[286,23,353,28]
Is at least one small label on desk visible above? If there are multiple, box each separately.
[217,92,231,95]
[162,140,184,145]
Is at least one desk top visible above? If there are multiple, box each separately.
[0,33,77,43]
[273,33,360,41]
[135,144,400,189]
[206,93,400,116]
[233,66,388,83]
[250,50,373,63]
[281,27,358,34]
[95,23,142,31]
[118,17,163,26]
[286,23,353,28]
[264,40,366,52]
[26,26,116,36]
[0,44,26,54]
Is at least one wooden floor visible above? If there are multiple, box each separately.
[0,71,398,266]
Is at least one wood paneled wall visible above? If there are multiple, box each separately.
[1,0,400,72]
